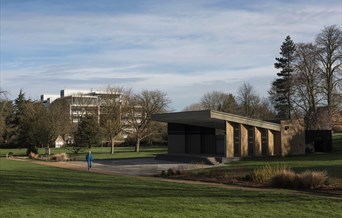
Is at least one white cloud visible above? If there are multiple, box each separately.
[1,0,340,110]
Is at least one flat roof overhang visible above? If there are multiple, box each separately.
[152,110,281,131]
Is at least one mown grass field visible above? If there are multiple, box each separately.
[1,158,342,218]
[0,146,167,160]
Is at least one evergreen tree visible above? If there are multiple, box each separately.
[5,90,53,148]
[75,113,101,149]
[12,89,27,127]
[9,90,31,146]
[271,36,296,119]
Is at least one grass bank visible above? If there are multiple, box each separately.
[1,159,341,218]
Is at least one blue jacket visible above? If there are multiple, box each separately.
[86,153,93,162]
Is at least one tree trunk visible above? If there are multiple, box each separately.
[135,138,140,152]
[111,138,115,154]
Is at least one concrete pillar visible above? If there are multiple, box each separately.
[254,127,262,156]
[225,121,234,158]
[267,129,274,156]
[240,124,248,157]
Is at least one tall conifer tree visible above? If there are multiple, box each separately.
[272,36,296,119]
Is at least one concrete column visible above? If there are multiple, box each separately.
[267,130,274,156]
[240,124,248,157]
[225,121,234,158]
[254,127,262,156]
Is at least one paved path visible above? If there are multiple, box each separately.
[93,158,213,176]
[28,158,213,176]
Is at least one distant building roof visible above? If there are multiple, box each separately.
[60,89,91,97]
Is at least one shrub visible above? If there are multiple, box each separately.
[161,170,167,176]
[66,145,84,154]
[250,163,288,184]
[270,170,328,189]
[167,168,175,176]
[271,170,297,188]
[249,163,329,189]
[51,153,69,161]
[28,152,39,159]
[7,152,14,157]
[176,165,188,175]
[162,167,185,176]
[26,146,38,156]
[296,171,328,189]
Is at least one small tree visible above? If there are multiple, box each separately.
[75,113,101,153]
[127,90,170,152]
[48,99,73,144]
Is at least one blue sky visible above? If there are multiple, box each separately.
[0,0,340,110]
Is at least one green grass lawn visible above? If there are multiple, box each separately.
[1,159,341,218]
[190,133,342,186]
[0,146,167,160]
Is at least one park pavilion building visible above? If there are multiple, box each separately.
[152,110,305,161]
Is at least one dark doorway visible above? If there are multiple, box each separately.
[305,130,332,152]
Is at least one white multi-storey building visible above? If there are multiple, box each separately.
[42,89,122,123]
[40,94,60,107]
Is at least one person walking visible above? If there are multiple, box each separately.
[85,151,93,171]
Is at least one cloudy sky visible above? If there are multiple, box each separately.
[1,0,340,110]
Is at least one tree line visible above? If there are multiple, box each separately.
[183,84,275,120]
[0,88,169,153]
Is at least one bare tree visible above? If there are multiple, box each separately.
[127,90,170,152]
[255,98,276,120]
[200,91,238,113]
[237,83,261,118]
[292,43,322,128]
[182,103,204,111]
[316,25,342,118]
[48,99,74,145]
[100,86,131,154]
